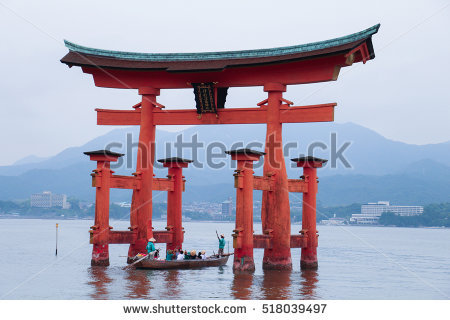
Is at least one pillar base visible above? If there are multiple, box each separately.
[301,247,318,270]
[91,258,110,266]
[127,240,147,263]
[262,256,292,270]
[233,256,255,272]
[91,244,109,266]
[300,259,318,270]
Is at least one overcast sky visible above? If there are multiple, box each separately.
[0,0,449,166]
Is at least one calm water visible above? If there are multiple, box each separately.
[0,219,449,300]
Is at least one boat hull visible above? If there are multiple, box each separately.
[135,255,230,270]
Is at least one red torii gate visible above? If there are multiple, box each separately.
[61,24,379,270]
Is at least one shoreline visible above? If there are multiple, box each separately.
[0,216,447,229]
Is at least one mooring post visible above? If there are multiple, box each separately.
[158,157,192,252]
[291,156,327,270]
[55,223,58,256]
[84,150,124,266]
[226,148,264,272]
[261,83,292,270]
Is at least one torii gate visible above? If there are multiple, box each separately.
[61,24,379,269]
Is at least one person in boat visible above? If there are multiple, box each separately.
[184,250,190,260]
[146,237,157,259]
[177,249,184,260]
[217,234,226,256]
[200,250,206,259]
[166,249,174,261]
[190,250,197,259]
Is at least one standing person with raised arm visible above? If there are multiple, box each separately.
[216,231,226,256]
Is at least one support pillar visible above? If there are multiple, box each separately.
[84,150,124,266]
[128,87,160,262]
[261,83,292,270]
[226,148,264,272]
[292,156,327,269]
[158,157,192,251]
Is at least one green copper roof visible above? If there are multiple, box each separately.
[64,24,380,62]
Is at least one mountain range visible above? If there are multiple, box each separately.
[0,122,449,206]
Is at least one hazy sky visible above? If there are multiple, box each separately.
[0,0,449,166]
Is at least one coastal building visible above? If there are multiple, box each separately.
[31,191,69,209]
[114,202,131,208]
[350,201,424,224]
[320,214,346,225]
[221,197,233,216]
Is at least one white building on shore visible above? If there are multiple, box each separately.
[31,191,69,209]
[350,201,424,225]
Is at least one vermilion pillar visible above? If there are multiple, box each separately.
[158,157,192,251]
[261,83,292,270]
[226,148,264,272]
[128,87,160,261]
[85,150,124,266]
[292,156,327,269]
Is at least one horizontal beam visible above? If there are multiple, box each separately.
[109,230,137,244]
[290,234,308,248]
[96,108,141,125]
[280,104,335,123]
[253,234,308,248]
[94,175,173,191]
[253,176,272,191]
[153,178,174,191]
[96,103,335,126]
[110,175,141,190]
[153,230,174,243]
[288,179,308,193]
[153,107,267,125]
[253,234,272,249]
[83,55,344,89]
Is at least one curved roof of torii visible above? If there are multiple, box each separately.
[61,24,380,72]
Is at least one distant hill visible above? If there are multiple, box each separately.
[13,155,49,166]
[317,159,450,205]
[3,122,450,178]
[1,122,449,205]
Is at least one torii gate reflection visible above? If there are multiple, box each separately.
[61,24,379,270]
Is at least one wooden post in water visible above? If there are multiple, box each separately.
[84,150,124,266]
[55,223,58,256]
[291,156,327,269]
[227,148,264,272]
[158,157,192,252]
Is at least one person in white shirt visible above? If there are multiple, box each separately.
[200,250,206,259]
[177,249,184,260]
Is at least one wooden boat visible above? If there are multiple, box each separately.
[134,254,231,270]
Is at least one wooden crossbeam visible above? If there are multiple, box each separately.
[96,108,141,125]
[96,103,336,126]
[253,234,272,249]
[288,179,308,193]
[253,176,272,191]
[153,230,174,243]
[97,175,173,191]
[109,230,137,244]
[253,234,308,248]
[290,234,308,248]
[279,104,335,123]
[153,178,174,191]
[110,175,141,190]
